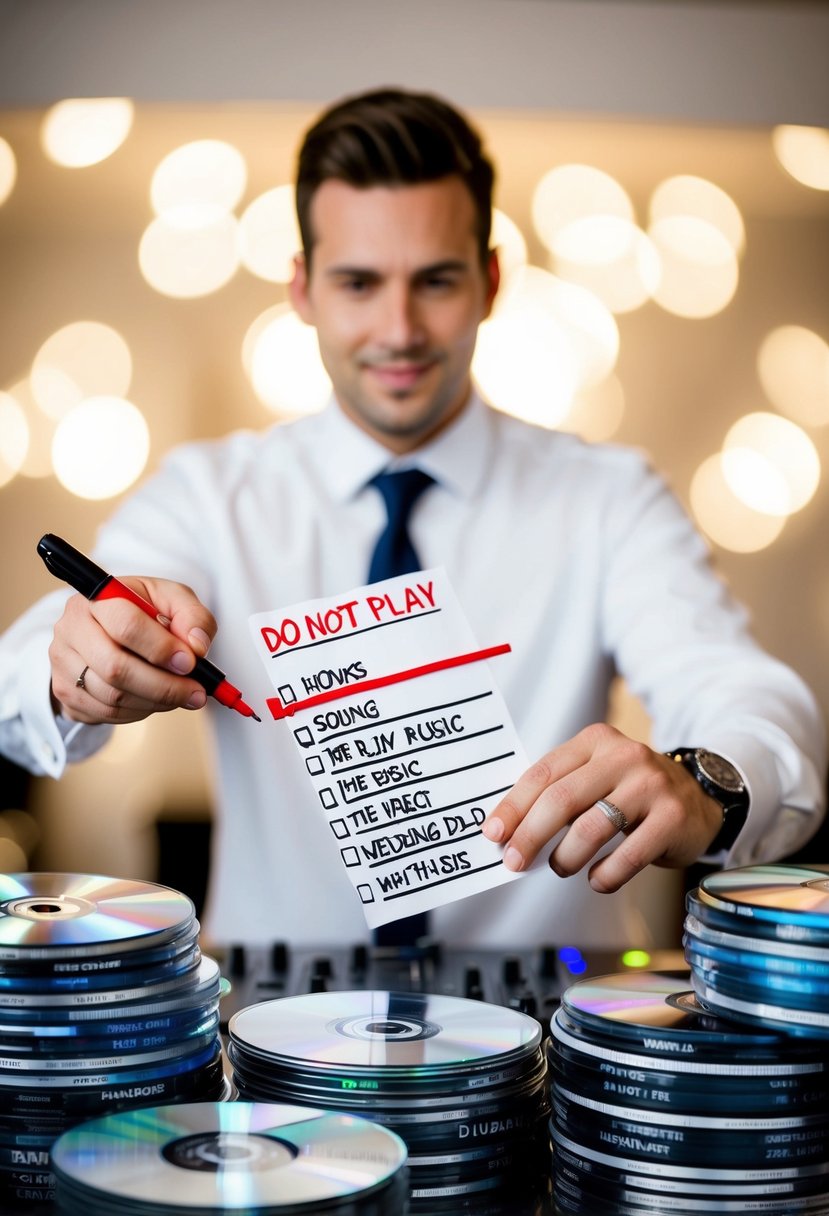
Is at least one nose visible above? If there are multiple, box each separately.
[380,282,427,352]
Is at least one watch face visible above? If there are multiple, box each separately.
[696,749,744,794]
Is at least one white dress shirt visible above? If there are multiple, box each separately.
[0,395,825,948]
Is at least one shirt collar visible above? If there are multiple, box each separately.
[310,389,494,503]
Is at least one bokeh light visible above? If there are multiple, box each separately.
[138,214,241,298]
[757,326,829,428]
[41,99,134,168]
[248,305,331,415]
[559,374,626,442]
[239,184,300,282]
[721,412,820,516]
[0,137,17,205]
[8,379,55,478]
[0,391,29,488]
[650,175,745,255]
[648,216,739,318]
[772,126,829,191]
[31,321,132,420]
[690,455,785,553]
[52,396,150,499]
[150,140,247,229]
[552,219,660,314]
[532,164,633,254]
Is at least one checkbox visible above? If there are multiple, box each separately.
[278,684,296,704]
[305,755,325,776]
[319,788,337,809]
[330,819,350,839]
[340,846,360,867]
[293,726,314,747]
[357,884,375,905]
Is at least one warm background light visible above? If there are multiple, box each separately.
[552,218,660,314]
[31,321,132,420]
[138,213,241,298]
[531,163,633,254]
[721,412,820,516]
[8,379,55,479]
[51,396,150,499]
[239,184,300,283]
[248,306,332,416]
[0,136,16,205]
[40,98,134,168]
[560,374,626,443]
[0,391,29,488]
[647,216,739,318]
[150,139,247,229]
[650,175,745,255]
[772,126,829,191]
[757,326,829,428]
[690,455,785,553]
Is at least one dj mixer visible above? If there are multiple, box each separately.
[215,940,684,1034]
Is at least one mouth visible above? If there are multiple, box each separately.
[363,360,436,393]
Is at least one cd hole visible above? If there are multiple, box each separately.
[29,902,62,914]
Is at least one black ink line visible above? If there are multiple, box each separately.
[271,608,442,657]
[381,859,504,901]
[331,724,503,775]
[312,691,494,743]
[336,751,516,805]
[365,828,482,868]
[352,785,512,836]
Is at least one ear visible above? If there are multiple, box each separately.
[288,253,313,324]
[483,248,500,320]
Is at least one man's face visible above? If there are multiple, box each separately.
[290,177,499,453]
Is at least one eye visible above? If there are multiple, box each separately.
[338,274,376,295]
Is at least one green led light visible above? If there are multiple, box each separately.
[621,949,651,968]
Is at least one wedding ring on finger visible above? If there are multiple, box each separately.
[75,665,90,690]
[596,798,630,835]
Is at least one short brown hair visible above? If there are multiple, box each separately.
[296,87,495,268]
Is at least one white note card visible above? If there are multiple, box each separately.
[248,568,528,929]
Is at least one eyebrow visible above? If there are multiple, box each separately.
[325,258,472,279]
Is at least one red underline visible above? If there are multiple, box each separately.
[266,643,512,721]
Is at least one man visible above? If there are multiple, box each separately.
[0,88,825,948]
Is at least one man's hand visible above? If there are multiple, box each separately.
[482,723,724,892]
[49,578,218,725]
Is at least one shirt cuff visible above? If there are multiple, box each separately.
[17,633,112,776]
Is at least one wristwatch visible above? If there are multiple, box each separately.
[665,747,749,853]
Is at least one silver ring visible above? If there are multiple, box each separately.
[596,798,630,834]
[75,665,90,690]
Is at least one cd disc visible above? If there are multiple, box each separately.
[51,1100,408,1210]
[559,971,792,1056]
[0,874,195,959]
[229,991,541,1075]
[697,865,829,937]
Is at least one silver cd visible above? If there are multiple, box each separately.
[0,874,195,959]
[51,1100,407,1209]
[698,865,829,927]
[228,990,541,1075]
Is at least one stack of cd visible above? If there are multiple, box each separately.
[685,864,829,1038]
[51,1100,409,1215]
[548,970,829,1214]
[0,872,228,1207]
[228,990,549,1206]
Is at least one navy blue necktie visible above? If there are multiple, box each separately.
[367,469,434,585]
[368,468,433,946]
